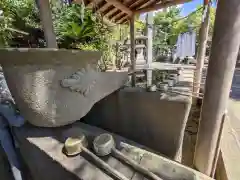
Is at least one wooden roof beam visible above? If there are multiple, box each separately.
[115,13,127,22]
[110,0,133,21]
[104,8,119,17]
[129,0,148,9]
[108,9,122,19]
[136,0,155,10]
[105,0,133,15]
[95,2,110,12]
[134,0,192,14]
[116,14,129,23]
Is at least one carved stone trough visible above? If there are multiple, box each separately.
[0,49,128,127]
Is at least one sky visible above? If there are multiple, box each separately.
[180,0,203,16]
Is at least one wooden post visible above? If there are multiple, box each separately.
[146,12,153,87]
[37,0,58,48]
[194,0,240,175]
[130,16,136,87]
[193,0,210,94]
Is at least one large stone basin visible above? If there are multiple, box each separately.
[0,49,128,127]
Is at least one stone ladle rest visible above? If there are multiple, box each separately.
[93,133,164,180]
[63,133,129,180]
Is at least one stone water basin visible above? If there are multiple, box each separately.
[13,122,214,180]
[0,49,128,127]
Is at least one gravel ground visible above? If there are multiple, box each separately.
[182,104,201,167]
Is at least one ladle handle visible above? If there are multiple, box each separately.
[112,148,164,180]
[81,146,129,180]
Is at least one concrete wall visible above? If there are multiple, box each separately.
[83,87,192,161]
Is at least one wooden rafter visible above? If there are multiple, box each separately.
[109,9,122,19]
[117,14,129,23]
[96,2,110,12]
[111,0,133,21]
[115,13,127,22]
[115,0,149,23]
[136,0,156,10]
[129,0,148,9]
[105,0,133,15]
[102,5,115,15]
[74,0,194,24]
[134,0,192,14]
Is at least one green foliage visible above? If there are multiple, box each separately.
[0,0,112,49]
[53,4,112,51]
[0,0,116,68]
[153,5,216,57]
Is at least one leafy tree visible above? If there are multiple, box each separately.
[153,5,216,58]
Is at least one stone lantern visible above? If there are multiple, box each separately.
[135,31,148,68]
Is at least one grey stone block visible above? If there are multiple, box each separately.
[83,88,192,160]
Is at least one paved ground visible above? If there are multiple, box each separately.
[228,68,240,139]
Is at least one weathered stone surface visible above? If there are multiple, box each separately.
[0,49,128,127]
[83,88,192,161]
[13,122,213,180]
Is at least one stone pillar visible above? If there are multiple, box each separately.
[130,16,136,87]
[37,0,57,48]
[146,12,153,87]
[193,0,210,94]
[194,0,240,175]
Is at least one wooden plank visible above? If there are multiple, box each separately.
[111,0,134,21]
[136,0,155,10]
[105,0,133,15]
[134,0,192,14]
[96,2,111,13]
[112,12,126,21]
[117,15,129,24]
[102,5,116,16]
[129,0,148,9]
[105,8,120,18]
[109,9,122,19]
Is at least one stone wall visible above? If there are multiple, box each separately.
[83,87,192,161]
